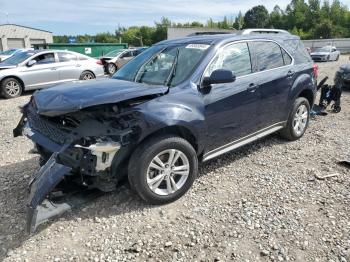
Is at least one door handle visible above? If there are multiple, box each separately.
[247,83,259,93]
[287,70,295,78]
[51,67,57,70]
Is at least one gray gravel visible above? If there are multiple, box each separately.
[1,57,350,262]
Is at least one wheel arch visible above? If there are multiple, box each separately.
[138,125,199,154]
[297,88,314,107]
[1,75,25,90]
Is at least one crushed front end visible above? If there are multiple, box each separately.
[14,98,137,233]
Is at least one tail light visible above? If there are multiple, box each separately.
[96,60,103,65]
[313,64,318,78]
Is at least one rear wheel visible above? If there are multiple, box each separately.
[1,78,23,99]
[80,71,95,80]
[107,63,117,75]
[280,97,310,141]
[128,136,198,204]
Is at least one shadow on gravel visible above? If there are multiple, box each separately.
[0,133,287,260]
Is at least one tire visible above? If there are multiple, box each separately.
[79,71,95,81]
[1,77,23,99]
[280,97,310,141]
[128,135,198,205]
[336,55,340,61]
[107,63,117,75]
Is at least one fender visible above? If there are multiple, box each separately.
[133,87,207,154]
[288,69,316,106]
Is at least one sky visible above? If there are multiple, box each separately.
[1,0,350,35]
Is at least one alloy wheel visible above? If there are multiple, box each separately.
[146,149,190,196]
[5,80,20,97]
[293,104,308,136]
[82,73,94,80]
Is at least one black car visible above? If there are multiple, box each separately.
[14,29,316,232]
[336,62,350,89]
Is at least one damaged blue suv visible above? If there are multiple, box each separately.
[14,29,316,232]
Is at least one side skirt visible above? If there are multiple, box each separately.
[203,122,286,162]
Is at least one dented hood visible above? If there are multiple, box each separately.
[33,78,168,116]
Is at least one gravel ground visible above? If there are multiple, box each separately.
[1,56,349,262]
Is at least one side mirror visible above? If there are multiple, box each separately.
[203,69,236,87]
[27,60,37,67]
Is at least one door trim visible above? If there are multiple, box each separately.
[203,121,286,162]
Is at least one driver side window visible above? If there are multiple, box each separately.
[33,53,55,64]
[205,42,252,78]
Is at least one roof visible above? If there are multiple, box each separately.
[157,32,299,46]
[0,24,52,33]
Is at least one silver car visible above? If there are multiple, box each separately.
[310,46,340,62]
[0,50,105,98]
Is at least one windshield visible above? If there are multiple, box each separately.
[113,44,209,86]
[0,49,17,56]
[0,51,36,66]
[316,47,331,52]
[105,49,125,57]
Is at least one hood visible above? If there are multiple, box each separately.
[311,52,329,56]
[0,64,17,70]
[33,78,168,117]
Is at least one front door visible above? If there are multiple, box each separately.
[21,52,59,89]
[203,42,261,152]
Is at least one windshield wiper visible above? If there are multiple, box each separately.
[165,48,179,87]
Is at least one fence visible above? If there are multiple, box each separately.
[303,38,350,53]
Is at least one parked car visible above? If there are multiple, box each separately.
[310,46,340,62]
[100,48,147,74]
[0,48,32,62]
[335,62,350,89]
[14,30,316,232]
[0,50,105,98]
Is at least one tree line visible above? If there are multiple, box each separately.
[53,0,350,45]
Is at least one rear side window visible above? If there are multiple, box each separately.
[281,48,292,65]
[78,55,89,61]
[205,42,252,78]
[58,52,77,62]
[249,41,284,71]
[283,39,312,64]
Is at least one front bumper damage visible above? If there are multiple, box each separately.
[14,102,134,233]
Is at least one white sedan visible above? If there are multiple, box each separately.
[310,46,340,62]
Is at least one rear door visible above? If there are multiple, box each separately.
[203,42,261,151]
[248,41,294,128]
[20,52,60,89]
[56,52,81,82]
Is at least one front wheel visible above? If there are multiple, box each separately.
[1,78,23,99]
[128,136,198,205]
[280,97,310,141]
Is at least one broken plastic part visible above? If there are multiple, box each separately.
[75,142,121,171]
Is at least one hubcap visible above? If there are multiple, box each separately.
[83,73,93,80]
[5,80,20,97]
[293,104,308,136]
[146,149,190,196]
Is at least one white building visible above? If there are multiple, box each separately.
[0,24,53,51]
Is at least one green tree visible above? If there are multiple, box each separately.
[243,5,269,28]
[233,11,244,30]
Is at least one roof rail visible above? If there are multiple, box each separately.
[241,29,290,35]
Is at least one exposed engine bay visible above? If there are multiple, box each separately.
[13,91,162,233]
